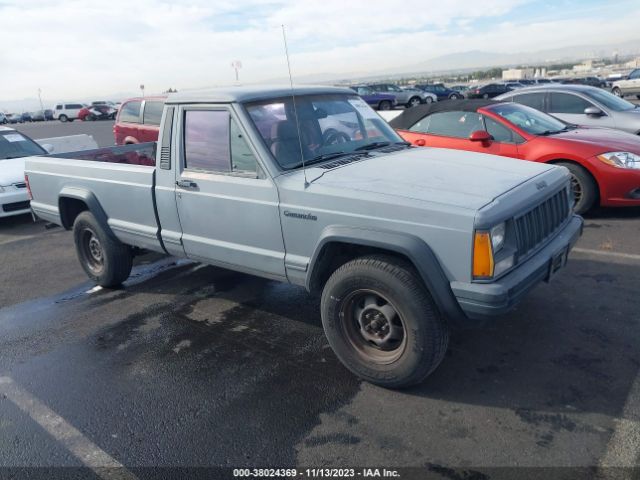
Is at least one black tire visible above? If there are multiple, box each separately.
[449,94,460,100]
[482,93,489,99]
[423,96,433,104]
[612,87,622,97]
[636,95,640,100]
[321,255,449,388]
[408,96,422,107]
[378,100,392,111]
[73,211,133,287]
[59,114,68,123]
[556,161,597,215]
[87,114,96,121]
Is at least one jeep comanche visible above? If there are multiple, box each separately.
[24,86,583,387]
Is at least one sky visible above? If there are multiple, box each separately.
[1,0,640,106]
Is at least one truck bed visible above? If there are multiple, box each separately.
[26,142,165,252]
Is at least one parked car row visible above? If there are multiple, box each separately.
[1,110,54,123]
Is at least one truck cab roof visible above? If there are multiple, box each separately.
[165,85,356,105]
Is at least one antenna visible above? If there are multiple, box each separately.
[281,24,309,188]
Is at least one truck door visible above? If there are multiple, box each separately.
[174,105,286,279]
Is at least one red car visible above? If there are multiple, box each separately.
[390,100,640,214]
[113,96,166,145]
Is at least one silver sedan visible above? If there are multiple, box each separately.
[496,84,640,135]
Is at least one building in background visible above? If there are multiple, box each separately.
[502,68,534,80]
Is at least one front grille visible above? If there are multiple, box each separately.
[514,188,570,257]
[2,200,30,212]
[13,182,26,189]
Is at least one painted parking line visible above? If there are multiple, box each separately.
[0,377,137,480]
[572,248,640,262]
[599,371,640,467]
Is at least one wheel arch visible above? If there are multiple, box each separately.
[306,226,467,326]
[58,187,117,240]
[546,158,602,202]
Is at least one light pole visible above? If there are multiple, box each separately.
[140,84,145,98]
[37,88,44,114]
[231,60,242,82]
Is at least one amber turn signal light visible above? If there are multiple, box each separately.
[473,231,494,279]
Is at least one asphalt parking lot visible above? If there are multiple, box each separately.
[1,205,639,478]
[1,120,640,479]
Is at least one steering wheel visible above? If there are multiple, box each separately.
[323,129,351,146]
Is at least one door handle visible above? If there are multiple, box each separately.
[176,179,198,189]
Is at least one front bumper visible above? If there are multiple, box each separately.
[0,189,30,218]
[450,215,583,320]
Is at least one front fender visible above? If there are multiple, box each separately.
[307,226,468,326]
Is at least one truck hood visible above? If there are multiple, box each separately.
[547,127,640,155]
[0,157,26,186]
[304,147,555,210]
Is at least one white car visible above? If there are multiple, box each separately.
[0,127,47,217]
[53,102,85,122]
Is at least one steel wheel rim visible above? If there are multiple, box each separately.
[570,173,583,207]
[81,228,104,273]
[339,289,407,364]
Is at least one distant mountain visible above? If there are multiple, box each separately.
[267,39,640,85]
[392,39,640,75]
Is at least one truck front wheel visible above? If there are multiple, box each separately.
[320,255,449,388]
[73,211,133,287]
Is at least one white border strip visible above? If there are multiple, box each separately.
[573,248,640,261]
[599,372,640,467]
[0,377,137,479]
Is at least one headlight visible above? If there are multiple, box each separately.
[490,223,506,252]
[474,223,509,279]
[596,152,640,169]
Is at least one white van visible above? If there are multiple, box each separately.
[53,103,85,122]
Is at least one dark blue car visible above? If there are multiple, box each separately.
[350,86,397,110]
[415,83,462,100]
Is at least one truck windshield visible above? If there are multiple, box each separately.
[245,94,404,170]
[0,131,46,160]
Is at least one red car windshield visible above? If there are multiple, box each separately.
[487,103,568,135]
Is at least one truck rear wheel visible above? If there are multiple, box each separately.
[320,255,449,388]
[73,211,133,287]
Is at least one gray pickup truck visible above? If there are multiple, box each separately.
[25,86,583,387]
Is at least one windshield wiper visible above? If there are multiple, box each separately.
[287,151,351,170]
[539,126,570,136]
[355,141,391,151]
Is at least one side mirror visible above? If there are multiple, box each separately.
[469,130,492,145]
[41,143,54,153]
[584,106,604,117]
